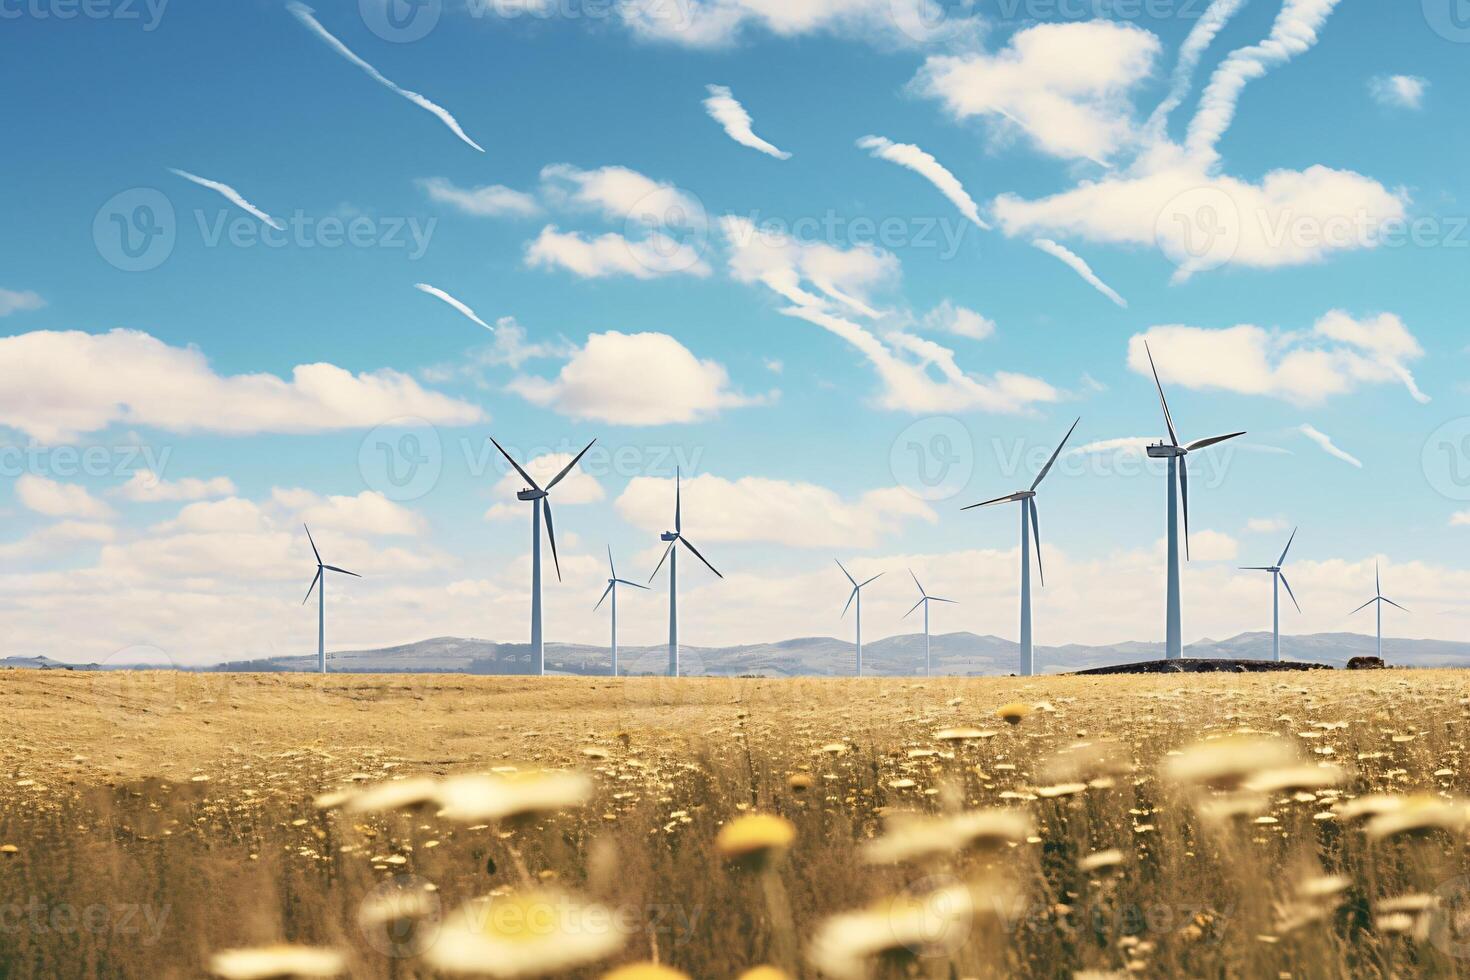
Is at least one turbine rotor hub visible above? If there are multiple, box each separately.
[517,489,548,501]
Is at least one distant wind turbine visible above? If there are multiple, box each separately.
[1143,343,1246,660]
[963,417,1080,677]
[1350,562,1408,661]
[649,470,722,677]
[1241,527,1301,662]
[301,524,360,675]
[490,437,597,676]
[837,560,883,677]
[596,546,647,677]
[903,569,955,677]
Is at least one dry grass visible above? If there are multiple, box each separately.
[1,669,1468,978]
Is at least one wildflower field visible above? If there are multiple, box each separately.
[1,669,1468,978]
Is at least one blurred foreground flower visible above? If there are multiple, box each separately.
[209,945,345,979]
[426,890,625,977]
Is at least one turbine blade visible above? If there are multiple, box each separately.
[962,492,1024,511]
[1277,527,1298,566]
[595,582,613,611]
[1029,497,1045,588]
[303,523,321,564]
[614,578,650,590]
[842,587,857,618]
[1279,572,1301,613]
[1144,341,1180,446]
[302,568,321,605]
[1240,566,1274,571]
[1031,416,1081,491]
[679,536,722,579]
[1382,597,1409,613]
[903,598,924,619]
[835,559,857,586]
[547,439,596,491]
[859,572,884,588]
[323,565,361,578]
[649,540,675,582]
[674,468,682,534]
[543,498,562,582]
[1376,562,1381,598]
[607,544,616,578]
[1179,454,1191,562]
[1349,598,1376,616]
[909,567,925,597]
[489,435,540,490]
[1186,431,1247,453]
[931,597,958,604]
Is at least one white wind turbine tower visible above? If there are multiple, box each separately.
[490,437,597,677]
[903,569,955,677]
[963,417,1080,677]
[1142,343,1246,660]
[837,560,883,677]
[649,469,722,677]
[1351,562,1408,661]
[596,546,647,677]
[1240,528,1302,662]
[301,524,360,675]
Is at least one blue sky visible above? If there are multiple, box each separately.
[2,0,1468,666]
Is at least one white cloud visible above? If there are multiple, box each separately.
[0,289,44,317]
[169,168,283,230]
[1185,0,1345,162]
[722,215,898,315]
[114,471,237,503]
[1128,312,1428,406]
[485,451,604,520]
[616,474,936,549]
[1247,517,1289,534]
[0,520,115,560]
[539,164,701,225]
[1031,238,1127,308]
[1369,74,1428,111]
[1067,436,1152,458]
[704,85,790,160]
[0,329,485,442]
[525,226,711,280]
[1163,528,1238,561]
[415,283,493,331]
[507,331,761,425]
[1143,0,1248,142]
[417,177,540,217]
[275,488,427,537]
[856,135,987,228]
[15,475,113,519]
[1298,424,1362,468]
[288,2,484,152]
[154,497,267,534]
[915,21,1161,164]
[921,301,994,341]
[614,0,980,48]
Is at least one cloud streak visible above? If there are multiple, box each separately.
[703,85,790,159]
[1031,239,1127,308]
[288,2,485,153]
[415,283,493,331]
[1299,424,1362,468]
[857,135,988,229]
[169,168,284,230]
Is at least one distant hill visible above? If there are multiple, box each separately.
[199,630,1470,676]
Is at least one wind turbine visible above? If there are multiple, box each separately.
[1350,562,1408,661]
[1142,343,1246,660]
[837,560,883,677]
[301,524,360,675]
[963,417,1080,677]
[649,469,722,677]
[1241,528,1301,662]
[595,546,647,677]
[490,437,597,676]
[903,569,955,677]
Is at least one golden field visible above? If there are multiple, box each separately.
[1,669,1468,979]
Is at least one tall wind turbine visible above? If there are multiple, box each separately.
[301,524,360,675]
[903,569,955,677]
[596,546,647,677]
[963,417,1080,677]
[1241,528,1301,662]
[490,437,597,676]
[1350,562,1408,661]
[837,561,883,677]
[649,470,722,677]
[1142,343,1246,660]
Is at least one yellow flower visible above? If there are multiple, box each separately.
[716,814,796,862]
[435,770,592,823]
[736,969,793,980]
[426,890,626,977]
[209,945,345,980]
[601,965,691,980]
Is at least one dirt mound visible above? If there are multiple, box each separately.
[1073,658,1332,675]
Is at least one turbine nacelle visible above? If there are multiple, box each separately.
[660,531,679,542]
[1146,443,1187,458]
[517,488,548,501]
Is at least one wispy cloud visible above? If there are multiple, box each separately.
[1299,423,1363,468]
[1369,74,1428,111]
[415,283,493,331]
[417,177,539,217]
[0,289,44,317]
[1144,0,1248,141]
[1031,239,1127,308]
[703,85,790,159]
[168,168,283,230]
[857,135,988,229]
[288,2,485,153]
